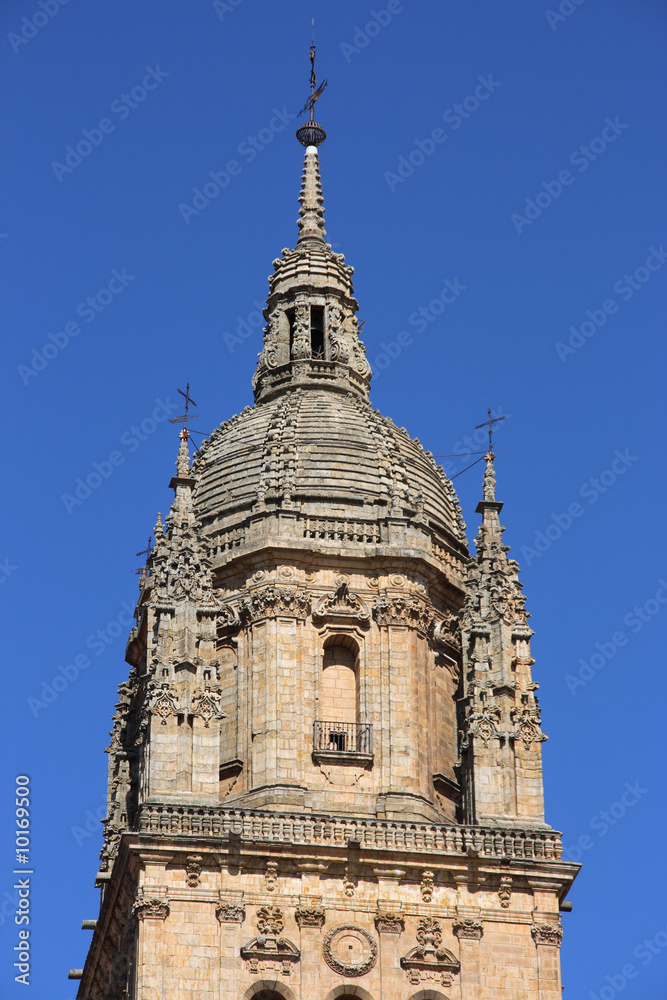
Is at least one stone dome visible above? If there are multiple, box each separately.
[191,145,468,579]
[193,385,467,569]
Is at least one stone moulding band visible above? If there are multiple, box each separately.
[135,805,562,860]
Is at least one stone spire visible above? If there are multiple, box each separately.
[100,434,224,875]
[251,53,372,403]
[458,452,548,827]
[297,146,326,243]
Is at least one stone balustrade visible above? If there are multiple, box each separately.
[136,804,562,861]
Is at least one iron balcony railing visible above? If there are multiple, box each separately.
[313,720,373,755]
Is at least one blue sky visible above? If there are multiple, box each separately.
[1,1,666,996]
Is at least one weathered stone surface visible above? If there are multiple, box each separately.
[77,138,577,1000]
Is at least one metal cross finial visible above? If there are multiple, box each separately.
[169,383,198,440]
[134,535,153,575]
[476,408,506,453]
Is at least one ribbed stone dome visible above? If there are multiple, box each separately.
[193,386,467,560]
[191,145,468,576]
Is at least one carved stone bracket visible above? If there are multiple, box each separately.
[498,875,512,908]
[531,923,563,947]
[185,855,202,888]
[216,902,245,923]
[375,912,405,934]
[373,595,436,635]
[265,861,278,892]
[133,888,169,921]
[295,905,326,928]
[452,918,483,940]
[240,586,311,623]
[420,869,434,902]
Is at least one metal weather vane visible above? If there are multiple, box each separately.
[296,21,328,147]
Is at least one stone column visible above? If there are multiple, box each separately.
[531,882,563,1000]
[453,910,484,1000]
[132,885,170,1000]
[374,868,406,995]
[295,892,326,1000]
[216,890,246,1000]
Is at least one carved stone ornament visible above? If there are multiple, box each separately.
[240,934,300,976]
[452,918,483,940]
[185,855,202,888]
[256,905,284,936]
[531,923,563,947]
[216,603,241,633]
[433,610,462,652]
[240,586,311,623]
[323,925,378,977]
[265,861,278,892]
[375,912,405,934]
[191,688,225,728]
[511,706,548,750]
[401,918,460,987]
[343,863,355,897]
[312,581,370,624]
[460,705,501,750]
[295,905,326,928]
[216,902,245,923]
[498,875,512,908]
[372,595,436,635]
[420,870,435,902]
[148,683,179,725]
[132,888,169,921]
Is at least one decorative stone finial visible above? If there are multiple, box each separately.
[482,451,497,502]
[297,147,326,243]
[176,430,191,478]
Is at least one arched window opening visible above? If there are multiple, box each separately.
[286,307,295,358]
[314,637,372,756]
[320,644,357,726]
[310,305,325,358]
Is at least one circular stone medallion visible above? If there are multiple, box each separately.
[323,924,378,977]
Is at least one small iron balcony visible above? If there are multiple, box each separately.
[313,720,373,757]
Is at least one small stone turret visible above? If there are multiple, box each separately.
[458,451,548,826]
[253,146,371,402]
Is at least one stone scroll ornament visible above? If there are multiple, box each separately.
[323,925,378,977]
[312,581,370,624]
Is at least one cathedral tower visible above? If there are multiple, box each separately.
[73,54,578,1000]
